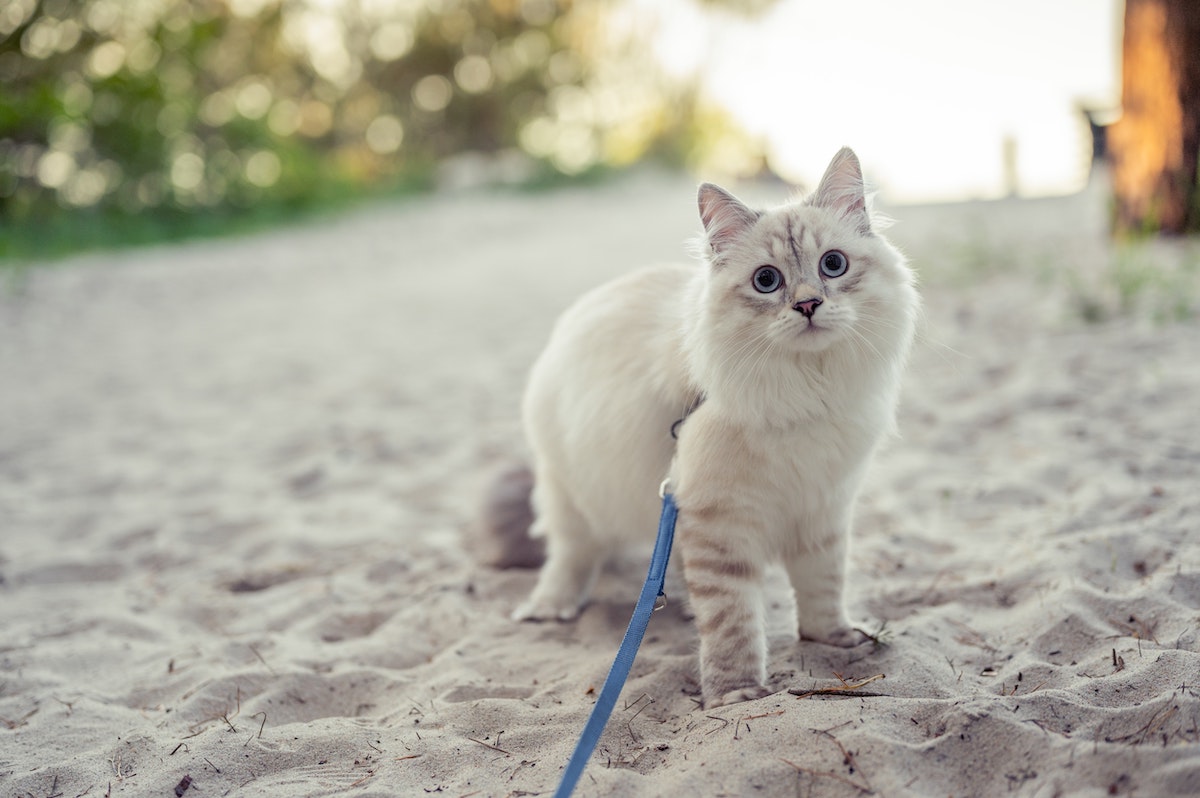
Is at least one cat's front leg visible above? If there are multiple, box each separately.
[785,528,869,647]
[678,513,770,707]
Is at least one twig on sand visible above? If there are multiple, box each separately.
[624,694,653,743]
[857,620,894,650]
[704,715,731,735]
[788,673,887,700]
[818,729,874,793]
[947,619,999,653]
[245,712,267,745]
[1022,718,1062,737]
[501,759,538,784]
[466,736,512,755]
[179,679,214,702]
[780,724,875,793]
[623,693,650,711]
[347,769,376,788]
[781,757,874,795]
[1107,705,1179,746]
[248,644,277,675]
[1108,615,1159,648]
[733,709,785,740]
[820,720,855,735]
[107,753,134,781]
[0,707,38,729]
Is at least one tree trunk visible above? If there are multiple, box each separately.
[1109,0,1200,234]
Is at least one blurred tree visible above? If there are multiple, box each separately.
[691,0,780,16]
[1108,0,1200,234]
[0,1,334,227]
[0,0,762,258]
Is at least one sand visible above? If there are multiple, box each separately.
[1,171,1198,797]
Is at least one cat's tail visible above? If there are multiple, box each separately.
[467,461,544,568]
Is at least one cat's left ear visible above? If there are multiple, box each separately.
[698,183,759,256]
[811,147,871,235]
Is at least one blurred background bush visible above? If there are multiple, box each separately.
[0,0,763,259]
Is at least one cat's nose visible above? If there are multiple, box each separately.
[793,297,822,318]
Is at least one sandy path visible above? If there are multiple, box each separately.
[1,173,1198,797]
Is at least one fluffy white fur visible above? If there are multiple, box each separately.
[513,148,919,706]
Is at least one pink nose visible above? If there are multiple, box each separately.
[793,297,822,318]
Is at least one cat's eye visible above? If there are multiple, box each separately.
[820,250,849,278]
[752,266,783,293]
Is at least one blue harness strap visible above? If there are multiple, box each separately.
[552,491,678,798]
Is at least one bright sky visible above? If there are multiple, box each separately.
[631,0,1123,202]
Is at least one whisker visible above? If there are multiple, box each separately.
[731,329,776,402]
[713,337,773,397]
[712,320,774,372]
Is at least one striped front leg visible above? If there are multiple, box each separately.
[678,512,770,708]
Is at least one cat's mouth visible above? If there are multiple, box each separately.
[792,319,840,350]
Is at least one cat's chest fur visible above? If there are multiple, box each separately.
[672,356,886,553]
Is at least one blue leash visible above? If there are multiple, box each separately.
[552,488,677,798]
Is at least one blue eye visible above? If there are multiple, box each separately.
[820,250,848,278]
[753,266,782,293]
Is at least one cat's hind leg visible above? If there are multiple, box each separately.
[512,475,602,622]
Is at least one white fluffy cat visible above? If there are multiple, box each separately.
[498,148,919,707]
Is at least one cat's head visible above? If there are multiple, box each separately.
[696,148,914,358]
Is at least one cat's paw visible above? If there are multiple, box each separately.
[705,685,772,708]
[511,596,582,622]
[800,626,871,648]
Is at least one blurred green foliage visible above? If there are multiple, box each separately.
[0,0,761,261]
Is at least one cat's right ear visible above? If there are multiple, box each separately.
[698,184,759,256]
